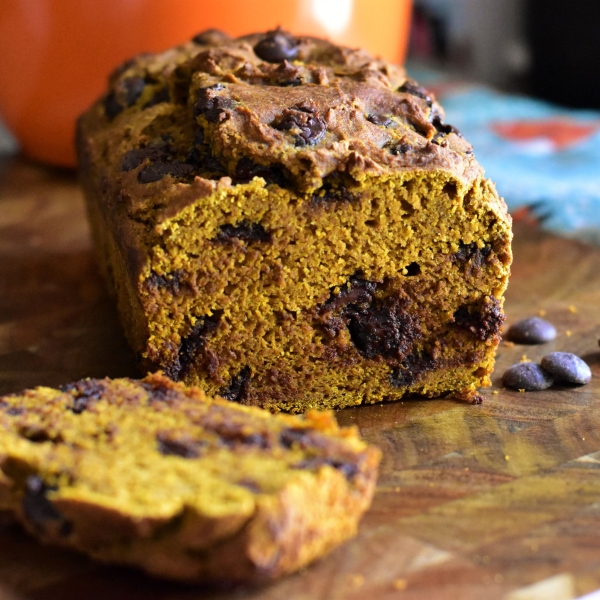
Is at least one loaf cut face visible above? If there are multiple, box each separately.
[0,373,380,583]
[77,29,512,412]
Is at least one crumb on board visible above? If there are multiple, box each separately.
[392,578,408,591]
[348,574,365,588]
[504,455,510,461]
[503,340,515,347]
[568,305,577,313]
[492,390,499,395]
[520,354,530,363]
[538,309,547,317]
[519,389,525,393]
[566,330,572,337]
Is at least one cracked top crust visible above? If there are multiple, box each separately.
[77,28,486,227]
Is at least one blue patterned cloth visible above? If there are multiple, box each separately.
[437,86,600,244]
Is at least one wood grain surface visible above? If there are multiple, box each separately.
[1,158,600,600]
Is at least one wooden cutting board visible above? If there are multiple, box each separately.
[1,158,599,600]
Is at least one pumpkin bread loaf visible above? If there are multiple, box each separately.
[0,373,380,583]
[77,29,512,412]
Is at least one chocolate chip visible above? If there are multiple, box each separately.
[347,298,420,360]
[541,352,592,385]
[367,114,394,127]
[216,221,271,243]
[6,406,25,416]
[193,128,205,145]
[452,242,492,275]
[156,432,203,458]
[311,183,357,205]
[146,269,186,295]
[195,84,234,123]
[219,366,251,403]
[138,159,196,183]
[191,29,232,45]
[324,276,377,311]
[390,142,411,155]
[503,363,554,391]
[390,351,436,388]
[175,311,223,379]
[18,424,59,443]
[60,379,105,414]
[292,457,358,481]
[236,480,262,493]
[143,86,170,109]
[23,476,71,536]
[273,103,326,146]
[141,379,180,403]
[279,427,310,449]
[453,296,504,341]
[397,80,432,103]
[431,115,462,138]
[121,145,165,171]
[104,91,123,119]
[277,78,303,87]
[505,317,557,345]
[184,139,226,175]
[234,157,287,186]
[124,77,146,106]
[213,424,269,449]
[254,29,299,63]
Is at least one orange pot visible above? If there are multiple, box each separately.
[0,0,412,167]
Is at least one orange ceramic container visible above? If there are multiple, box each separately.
[0,0,412,167]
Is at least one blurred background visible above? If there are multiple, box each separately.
[1,0,600,241]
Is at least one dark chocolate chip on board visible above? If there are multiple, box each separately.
[502,362,554,391]
[505,317,557,344]
[541,352,592,385]
[254,29,299,63]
